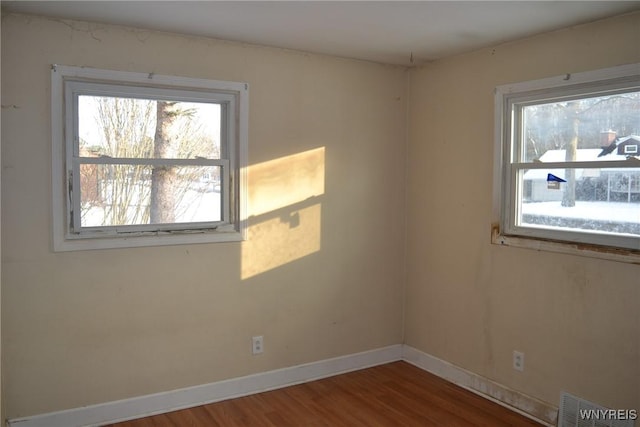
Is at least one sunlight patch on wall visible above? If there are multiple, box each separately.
[242,147,325,280]
[242,204,322,280]
[249,148,325,217]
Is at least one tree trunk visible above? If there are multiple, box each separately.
[150,101,179,223]
[562,102,579,207]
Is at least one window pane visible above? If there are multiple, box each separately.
[521,91,640,163]
[79,164,222,227]
[519,168,640,236]
[78,96,221,159]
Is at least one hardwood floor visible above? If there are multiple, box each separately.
[105,361,543,426]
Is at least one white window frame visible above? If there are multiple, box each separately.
[493,63,640,262]
[51,65,248,251]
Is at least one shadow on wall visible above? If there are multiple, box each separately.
[242,147,325,279]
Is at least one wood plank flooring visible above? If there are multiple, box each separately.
[105,361,543,426]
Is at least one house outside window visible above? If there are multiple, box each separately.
[51,65,248,251]
[493,63,640,258]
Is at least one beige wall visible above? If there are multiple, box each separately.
[405,11,640,411]
[1,14,406,418]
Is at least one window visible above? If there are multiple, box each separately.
[51,65,248,251]
[493,63,640,257]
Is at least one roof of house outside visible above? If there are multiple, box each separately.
[524,140,640,181]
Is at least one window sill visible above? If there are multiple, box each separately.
[54,229,244,252]
[491,224,640,265]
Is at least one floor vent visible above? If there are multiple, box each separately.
[559,392,636,427]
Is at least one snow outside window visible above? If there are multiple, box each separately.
[493,63,640,258]
[51,65,248,251]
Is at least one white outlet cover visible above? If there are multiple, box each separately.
[513,350,524,371]
[252,336,264,355]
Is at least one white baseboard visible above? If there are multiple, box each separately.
[7,345,403,427]
[8,345,558,427]
[402,345,558,427]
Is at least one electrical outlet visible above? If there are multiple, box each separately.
[513,350,524,372]
[252,336,264,355]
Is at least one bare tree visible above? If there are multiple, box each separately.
[150,101,179,224]
[82,97,154,226]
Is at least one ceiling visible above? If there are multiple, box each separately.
[3,1,640,66]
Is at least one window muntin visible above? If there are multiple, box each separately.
[495,64,640,253]
[52,66,248,251]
